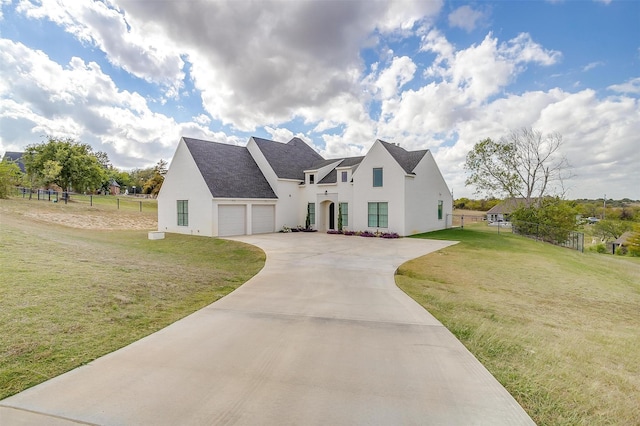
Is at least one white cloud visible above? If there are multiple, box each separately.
[583,61,604,72]
[374,56,417,99]
[0,38,216,168]
[448,5,486,32]
[608,78,640,95]
[421,32,561,103]
[107,0,441,132]
[0,0,11,20]
[16,0,185,95]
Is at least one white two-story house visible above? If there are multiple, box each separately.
[157,136,452,237]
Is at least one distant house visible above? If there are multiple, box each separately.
[611,231,633,255]
[158,136,453,237]
[109,179,121,195]
[2,151,26,173]
[486,198,527,222]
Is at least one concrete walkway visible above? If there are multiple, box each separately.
[1,233,534,425]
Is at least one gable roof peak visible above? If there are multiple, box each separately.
[252,135,323,180]
[377,139,428,174]
[182,137,276,199]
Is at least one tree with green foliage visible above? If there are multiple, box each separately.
[454,197,500,211]
[23,137,107,192]
[465,128,571,206]
[0,159,22,198]
[338,203,343,232]
[511,197,578,243]
[593,219,633,241]
[628,226,640,257]
[142,159,167,197]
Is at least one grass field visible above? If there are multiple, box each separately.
[0,198,264,400]
[397,224,640,425]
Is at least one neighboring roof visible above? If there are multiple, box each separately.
[379,140,428,174]
[486,198,528,215]
[183,137,277,199]
[613,231,633,246]
[253,137,323,180]
[109,179,120,187]
[3,151,26,173]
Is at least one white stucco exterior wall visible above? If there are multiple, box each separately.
[352,141,407,235]
[157,139,214,236]
[404,151,453,235]
[274,180,301,230]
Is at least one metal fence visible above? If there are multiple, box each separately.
[12,187,155,212]
[447,213,486,228]
[446,213,584,252]
[512,220,584,252]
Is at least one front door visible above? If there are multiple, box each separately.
[329,202,335,230]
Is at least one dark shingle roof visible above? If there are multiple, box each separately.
[317,156,364,184]
[486,198,527,215]
[318,169,337,184]
[337,156,365,167]
[3,151,25,173]
[183,138,277,199]
[309,159,341,170]
[253,137,323,180]
[379,140,427,174]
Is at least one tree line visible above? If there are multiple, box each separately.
[463,127,639,254]
[0,137,167,198]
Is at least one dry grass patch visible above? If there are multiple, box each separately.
[0,198,265,399]
[397,224,640,425]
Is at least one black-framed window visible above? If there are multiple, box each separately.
[309,174,315,184]
[368,202,388,227]
[340,202,348,226]
[177,200,188,226]
[308,202,316,224]
[438,200,443,220]
[373,168,383,187]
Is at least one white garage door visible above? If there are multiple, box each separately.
[252,205,275,234]
[218,205,246,236]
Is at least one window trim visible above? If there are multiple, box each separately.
[341,171,348,182]
[438,200,443,220]
[177,200,188,226]
[308,202,316,224]
[368,202,388,228]
[309,174,315,184]
[373,168,383,187]
[339,202,348,227]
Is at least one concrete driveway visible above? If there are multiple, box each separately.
[0,233,534,425]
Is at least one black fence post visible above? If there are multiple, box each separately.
[90,195,93,206]
[139,201,142,212]
[117,198,120,209]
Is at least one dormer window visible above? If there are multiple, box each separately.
[341,171,348,182]
[309,174,315,184]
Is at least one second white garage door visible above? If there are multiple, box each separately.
[251,205,275,234]
[218,205,246,236]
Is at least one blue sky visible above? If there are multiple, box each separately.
[1,0,638,199]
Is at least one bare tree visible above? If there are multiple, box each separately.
[465,127,572,205]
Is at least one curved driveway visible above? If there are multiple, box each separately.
[1,233,534,425]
